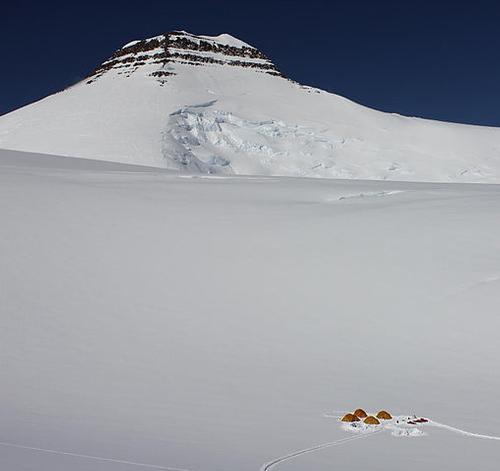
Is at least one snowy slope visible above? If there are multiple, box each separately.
[1,31,500,182]
[2,149,500,470]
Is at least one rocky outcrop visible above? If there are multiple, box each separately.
[87,31,282,84]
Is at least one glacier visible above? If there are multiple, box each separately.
[1,148,500,470]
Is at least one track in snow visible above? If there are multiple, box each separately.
[0,440,191,470]
[428,421,500,441]
[260,429,382,471]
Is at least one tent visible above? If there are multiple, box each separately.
[353,408,368,419]
[376,410,392,420]
[364,416,381,425]
[341,413,360,422]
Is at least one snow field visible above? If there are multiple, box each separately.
[1,149,500,470]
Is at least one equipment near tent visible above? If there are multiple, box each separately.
[376,410,392,420]
[364,416,381,425]
[341,413,360,422]
[353,408,368,419]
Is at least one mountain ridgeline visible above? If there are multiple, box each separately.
[87,31,282,84]
[1,30,500,182]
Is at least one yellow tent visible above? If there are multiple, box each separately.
[341,413,360,422]
[353,408,368,419]
[364,416,381,425]
[376,410,392,420]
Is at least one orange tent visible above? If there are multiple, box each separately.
[353,408,368,419]
[364,416,381,425]
[376,410,392,420]
[341,413,360,422]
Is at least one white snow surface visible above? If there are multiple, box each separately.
[2,149,500,470]
[1,32,500,182]
[185,31,254,49]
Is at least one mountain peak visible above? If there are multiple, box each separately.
[87,31,282,83]
[180,31,253,49]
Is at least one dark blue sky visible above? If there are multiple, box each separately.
[3,0,500,126]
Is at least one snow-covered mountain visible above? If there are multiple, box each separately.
[1,30,500,182]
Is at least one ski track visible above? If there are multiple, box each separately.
[260,429,382,471]
[0,441,191,471]
[429,421,500,441]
